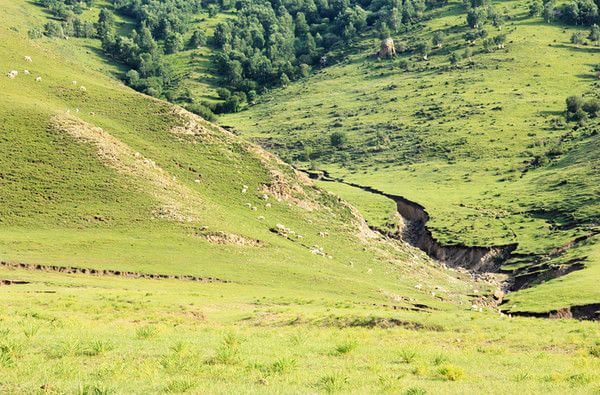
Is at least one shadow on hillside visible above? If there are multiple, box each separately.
[539,110,563,117]
[82,45,127,76]
[553,43,600,54]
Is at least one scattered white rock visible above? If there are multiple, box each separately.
[257,216,265,221]
[23,70,30,75]
[72,80,77,85]
[194,179,200,183]
[261,194,269,200]
[367,268,373,274]
[265,203,271,208]
[79,86,87,92]
[35,76,42,82]
[251,206,257,211]
[414,284,422,290]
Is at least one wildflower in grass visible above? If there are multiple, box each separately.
[438,364,465,381]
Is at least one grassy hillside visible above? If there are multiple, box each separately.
[222,0,600,312]
[1,0,599,392]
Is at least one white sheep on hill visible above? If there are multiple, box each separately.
[7,70,18,79]
[24,56,32,62]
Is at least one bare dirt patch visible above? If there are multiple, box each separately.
[51,114,203,222]
[194,230,264,247]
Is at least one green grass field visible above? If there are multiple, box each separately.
[1,0,599,392]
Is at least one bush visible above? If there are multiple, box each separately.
[582,98,600,117]
[28,28,43,39]
[330,131,347,148]
[566,95,583,113]
[185,103,216,122]
[216,87,231,100]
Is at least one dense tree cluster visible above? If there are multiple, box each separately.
[529,0,600,26]
[36,0,446,114]
[210,0,444,103]
[40,0,96,38]
[557,0,600,25]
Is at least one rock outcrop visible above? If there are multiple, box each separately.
[378,38,396,58]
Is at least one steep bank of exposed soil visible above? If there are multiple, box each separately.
[307,170,517,271]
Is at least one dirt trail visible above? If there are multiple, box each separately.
[0,261,229,283]
[306,171,517,271]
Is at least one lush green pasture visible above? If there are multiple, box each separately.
[0,268,599,394]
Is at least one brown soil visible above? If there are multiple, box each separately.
[0,261,229,283]
[195,231,264,247]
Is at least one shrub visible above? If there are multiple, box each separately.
[185,103,216,122]
[330,131,347,148]
[583,98,600,117]
[566,95,583,113]
[404,388,427,395]
[590,345,600,357]
[28,28,43,39]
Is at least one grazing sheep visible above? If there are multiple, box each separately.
[72,80,77,85]
[23,70,30,75]
[35,76,42,82]
[24,56,32,62]
[75,108,79,113]
[79,86,87,92]
[7,70,18,79]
